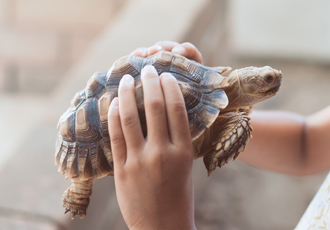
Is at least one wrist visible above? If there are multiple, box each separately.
[129,219,196,230]
[131,225,196,230]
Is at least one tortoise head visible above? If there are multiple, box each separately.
[224,66,282,110]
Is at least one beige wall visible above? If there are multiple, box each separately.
[229,0,330,62]
[0,0,125,93]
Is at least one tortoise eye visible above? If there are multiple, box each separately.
[264,75,274,83]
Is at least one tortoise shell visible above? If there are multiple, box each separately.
[55,51,282,219]
[55,51,229,181]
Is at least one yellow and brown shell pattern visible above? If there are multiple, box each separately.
[55,51,252,219]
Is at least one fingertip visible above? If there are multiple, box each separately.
[141,65,157,75]
[131,48,148,57]
[147,45,163,56]
[175,42,203,64]
[119,74,134,90]
[155,41,180,51]
[171,46,186,55]
[160,72,176,81]
[108,97,119,117]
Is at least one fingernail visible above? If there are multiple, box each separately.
[120,74,134,87]
[138,48,147,56]
[142,65,156,74]
[154,45,163,51]
[172,46,186,54]
[140,49,147,56]
[108,97,118,115]
[160,72,175,80]
[147,45,163,54]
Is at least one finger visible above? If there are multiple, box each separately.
[118,74,144,151]
[141,65,169,143]
[131,47,148,57]
[172,42,203,64]
[147,45,163,56]
[108,97,126,166]
[160,73,191,145]
[155,41,180,50]
[147,41,180,56]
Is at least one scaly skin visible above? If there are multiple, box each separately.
[199,66,282,175]
[62,178,94,219]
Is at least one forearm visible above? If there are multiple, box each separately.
[238,110,308,175]
[239,107,330,176]
[304,106,330,175]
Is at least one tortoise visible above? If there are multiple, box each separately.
[55,51,282,219]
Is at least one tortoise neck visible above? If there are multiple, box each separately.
[223,71,251,111]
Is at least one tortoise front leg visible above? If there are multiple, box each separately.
[203,112,252,176]
[62,178,94,219]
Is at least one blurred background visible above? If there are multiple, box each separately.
[0,0,329,229]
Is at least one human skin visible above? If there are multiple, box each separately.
[241,108,330,176]
[108,65,196,230]
[108,41,330,228]
[134,41,330,176]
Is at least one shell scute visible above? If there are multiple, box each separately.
[71,90,86,110]
[58,141,69,173]
[200,71,227,92]
[77,145,89,178]
[65,144,79,179]
[88,143,111,179]
[55,51,233,217]
[75,98,102,143]
[143,51,173,73]
[170,55,204,83]
[98,92,114,137]
[201,89,228,110]
[99,138,113,170]
[58,109,76,142]
[85,72,107,99]
[56,51,229,180]
[107,55,142,86]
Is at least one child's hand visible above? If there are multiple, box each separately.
[131,41,203,64]
[108,65,196,230]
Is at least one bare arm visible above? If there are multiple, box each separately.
[239,107,330,176]
[132,41,330,176]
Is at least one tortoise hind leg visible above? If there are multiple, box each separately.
[203,112,252,176]
[62,178,94,219]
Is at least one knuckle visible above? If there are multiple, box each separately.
[142,71,157,80]
[108,112,118,120]
[121,113,137,128]
[170,100,186,114]
[110,134,124,146]
[128,159,143,171]
[119,85,133,94]
[148,149,167,166]
[147,99,165,115]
